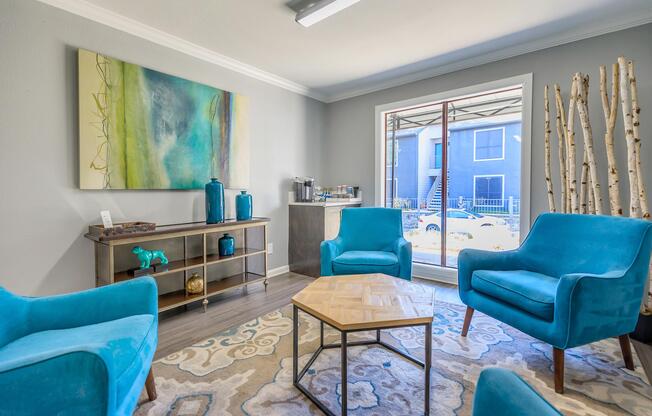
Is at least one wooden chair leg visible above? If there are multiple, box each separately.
[553,347,564,394]
[619,334,635,370]
[461,306,474,337]
[145,368,157,401]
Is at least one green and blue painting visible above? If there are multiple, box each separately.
[78,49,249,189]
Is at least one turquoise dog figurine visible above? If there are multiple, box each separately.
[132,246,169,269]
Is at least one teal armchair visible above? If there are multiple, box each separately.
[320,207,412,280]
[0,277,159,415]
[473,368,561,416]
[459,213,652,393]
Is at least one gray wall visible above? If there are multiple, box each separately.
[2,1,651,296]
[0,0,325,295]
[323,24,652,224]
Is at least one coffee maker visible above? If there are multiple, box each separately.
[294,177,315,202]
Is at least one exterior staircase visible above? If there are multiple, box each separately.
[426,171,450,211]
[428,186,442,211]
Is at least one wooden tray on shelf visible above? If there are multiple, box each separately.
[88,221,156,237]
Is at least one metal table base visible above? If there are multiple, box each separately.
[292,305,432,416]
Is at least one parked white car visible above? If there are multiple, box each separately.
[418,209,506,235]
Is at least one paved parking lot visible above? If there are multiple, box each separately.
[405,221,519,267]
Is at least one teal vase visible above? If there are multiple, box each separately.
[205,178,225,224]
[218,233,235,256]
[236,190,253,221]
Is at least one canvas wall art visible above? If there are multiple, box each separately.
[78,49,249,189]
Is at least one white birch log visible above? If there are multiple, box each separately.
[554,85,568,213]
[600,64,622,216]
[554,84,568,213]
[583,74,598,216]
[584,73,602,214]
[576,74,604,214]
[567,76,579,213]
[628,60,650,219]
[544,85,556,212]
[618,56,641,218]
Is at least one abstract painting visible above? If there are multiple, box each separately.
[78,49,249,189]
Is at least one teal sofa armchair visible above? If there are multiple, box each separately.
[0,277,159,415]
[473,368,561,416]
[320,207,412,280]
[459,213,652,393]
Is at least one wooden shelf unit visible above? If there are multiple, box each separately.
[85,218,270,313]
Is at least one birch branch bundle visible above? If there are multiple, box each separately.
[576,73,603,214]
[544,85,556,212]
[544,58,649,310]
[618,57,642,218]
[554,84,569,213]
[600,64,622,216]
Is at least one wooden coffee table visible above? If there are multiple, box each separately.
[291,273,435,416]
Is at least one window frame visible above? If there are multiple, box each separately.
[385,177,398,198]
[374,73,532,283]
[473,174,505,207]
[473,127,505,162]
[386,138,399,167]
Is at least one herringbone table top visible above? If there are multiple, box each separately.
[291,273,435,331]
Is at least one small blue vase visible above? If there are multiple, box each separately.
[205,178,225,224]
[218,233,235,256]
[236,190,253,221]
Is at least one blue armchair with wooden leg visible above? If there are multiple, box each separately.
[0,277,159,415]
[320,207,412,280]
[458,213,652,393]
[473,368,561,416]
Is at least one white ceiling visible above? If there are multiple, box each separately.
[42,0,652,102]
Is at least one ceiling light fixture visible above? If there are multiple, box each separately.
[295,0,361,27]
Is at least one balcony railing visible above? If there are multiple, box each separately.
[390,196,518,213]
[388,196,521,231]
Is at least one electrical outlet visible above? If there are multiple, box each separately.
[267,243,273,254]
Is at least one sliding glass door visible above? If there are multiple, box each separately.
[384,86,523,269]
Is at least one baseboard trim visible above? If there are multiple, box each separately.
[268,265,290,277]
[269,263,457,284]
[412,263,458,285]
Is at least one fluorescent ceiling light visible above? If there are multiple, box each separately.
[295,0,361,27]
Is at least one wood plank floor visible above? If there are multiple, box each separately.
[156,272,461,359]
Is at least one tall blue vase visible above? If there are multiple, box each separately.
[236,190,253,221]
[205,178,225,224]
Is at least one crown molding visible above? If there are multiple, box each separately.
[321,14,652,103]
[36,0,327,102]
[35,0,652,104]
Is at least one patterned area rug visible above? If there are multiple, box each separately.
[135,302,652,415]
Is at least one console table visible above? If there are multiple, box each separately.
[85,218,269,313]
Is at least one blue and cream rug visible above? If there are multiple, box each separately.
[135,302,652,415]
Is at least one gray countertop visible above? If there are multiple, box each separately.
[288,199,362,207]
